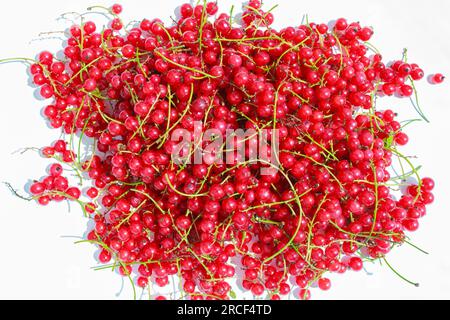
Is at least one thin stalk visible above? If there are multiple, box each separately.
[383,257,419,287]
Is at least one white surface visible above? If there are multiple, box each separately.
[1,0,450,300]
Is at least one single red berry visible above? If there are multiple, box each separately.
[298,289,311,300]
[421,177,435,191]
[399,85,413,97]
[137,277,149,288]
[41,147,55,158]
[206,2,219,15]
[99,250,112,263]
[30,64,43,75]
[318,278,332,291]
[53,176,69,191]
[432,73,445,84]
[40,84,54,99]
[30,182,46,195]
[335,18,348,31]
[180,3,193,18]
[67,187,81,199]
[86,187,99,199]
[111,4,123,15]
[111,18,123,30]
[410,68,424,80]
[49,163,63,177]
[250,283,264,296]
[53,140,66,153]
[83,21,96,34]
[122,44,136,58]
[85,203,97,214]
[83,78,97,92]
[38,195,51,206]
[395,132,409,146]
[38,51,53,65]
[349,257,363,271]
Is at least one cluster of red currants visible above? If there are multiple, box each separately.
[24,1,437,300]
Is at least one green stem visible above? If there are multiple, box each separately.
[0,57,37,64]
[409,77,430,123]
[383,257,419,287]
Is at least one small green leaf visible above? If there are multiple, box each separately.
[229,290,236,299]
[384,135,394,149]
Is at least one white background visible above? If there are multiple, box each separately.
[1,0,450,300]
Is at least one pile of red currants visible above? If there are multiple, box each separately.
[12,1,441,299]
